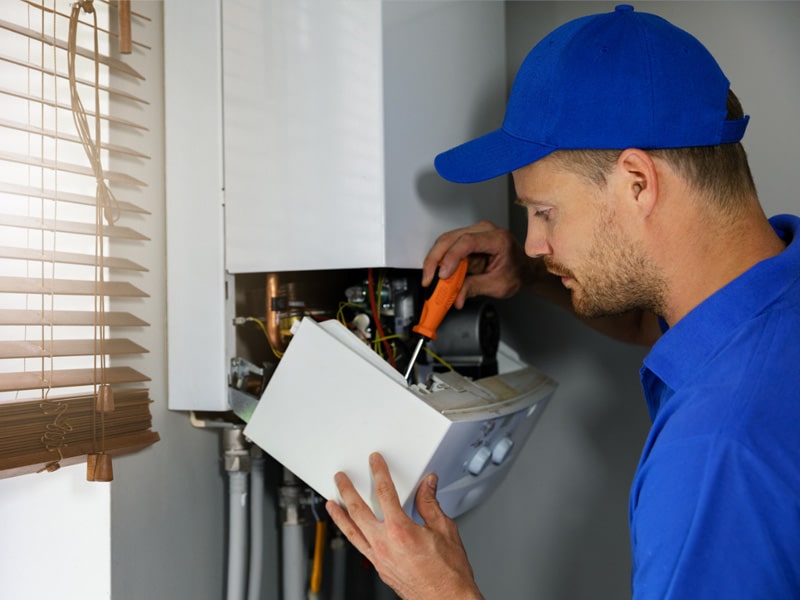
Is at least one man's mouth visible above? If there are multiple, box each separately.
[543,260,575,286]
[544,263,572,280]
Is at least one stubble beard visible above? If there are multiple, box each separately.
[545,211,667,320]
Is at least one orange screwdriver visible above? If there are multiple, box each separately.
[403,257,469,381]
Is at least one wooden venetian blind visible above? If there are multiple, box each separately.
[0,0,158,479]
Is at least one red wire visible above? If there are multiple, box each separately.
[368,268,396,368]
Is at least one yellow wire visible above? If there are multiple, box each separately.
[336,301,363,325]
[424,346,454,372]
[244,317,283,359]
[310,520,327,594]
[375,333,403,343]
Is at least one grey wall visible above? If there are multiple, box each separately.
[102,3,800,600]
[109,3,229,599]
[456,2,800,599]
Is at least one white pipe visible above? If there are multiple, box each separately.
[282,521,305,600]
[247,455,265,600]
[330,534,347,600]
[227,471,249,600]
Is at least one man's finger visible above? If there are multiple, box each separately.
[325,497,373,559]
[369,452,407,521]
[422,221,498,286]
[335,471,374,520]
[329,470,383,559]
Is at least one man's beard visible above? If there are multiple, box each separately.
[544,211,667,319]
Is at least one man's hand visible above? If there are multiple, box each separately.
[422,220,537,308]
[326,452,484,600]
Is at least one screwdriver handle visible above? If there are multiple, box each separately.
[412,258,468,341]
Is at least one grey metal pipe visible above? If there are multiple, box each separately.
[223,427,251,600]
[247,451,265,600]
[227,471,249,600]
[330,533,347,600]
[280,470,306,600]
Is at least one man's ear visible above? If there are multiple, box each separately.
[616,148,658,218]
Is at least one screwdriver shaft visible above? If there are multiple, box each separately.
[404,337,425,381]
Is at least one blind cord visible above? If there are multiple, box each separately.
[37,0,63,473]
[68,0,117,464]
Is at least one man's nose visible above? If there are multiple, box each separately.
[525,221,552,258]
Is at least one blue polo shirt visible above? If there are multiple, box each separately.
[630,214,800,599]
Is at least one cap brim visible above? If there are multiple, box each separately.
[434,128,557,184]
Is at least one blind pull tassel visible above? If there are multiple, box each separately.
[87,453,113,482]
[118,0,132,54]
[95,384,115,412]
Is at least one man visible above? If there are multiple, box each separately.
[326,5,800,599]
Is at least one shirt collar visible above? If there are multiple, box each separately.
[643,214,800,394]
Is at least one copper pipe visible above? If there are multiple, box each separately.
[266,273,287,353]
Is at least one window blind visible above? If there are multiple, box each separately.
[0,0,158,480]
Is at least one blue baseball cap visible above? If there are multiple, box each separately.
[434,4,750,184]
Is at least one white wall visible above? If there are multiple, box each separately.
[0,3,226,600]
[456,2,800,599]
[0,464,111,599]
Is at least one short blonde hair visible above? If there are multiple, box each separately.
[551,90,757,216]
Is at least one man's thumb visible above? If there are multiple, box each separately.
[415,473,445,524]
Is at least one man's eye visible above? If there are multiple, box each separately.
[533,208,551,221]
